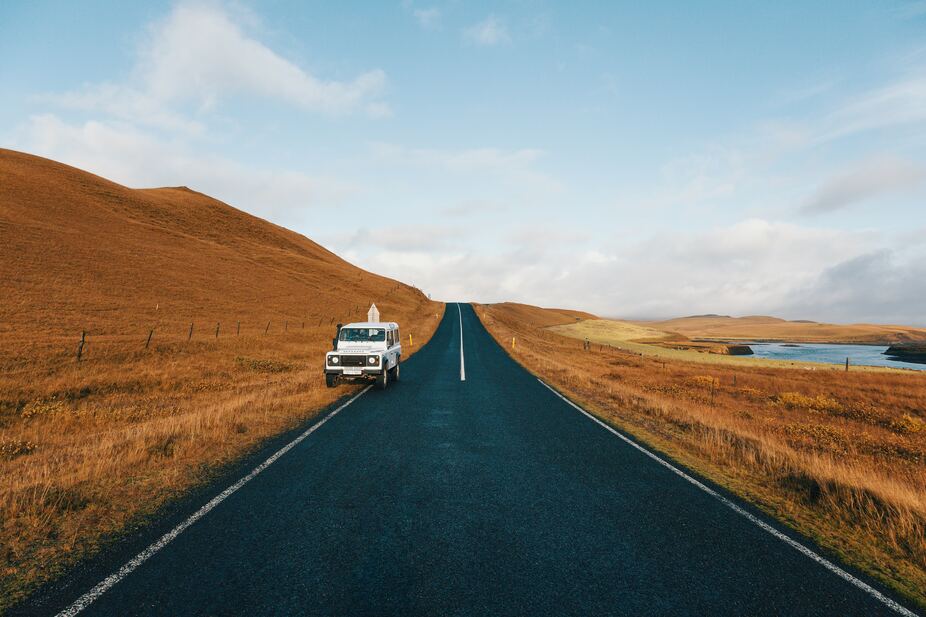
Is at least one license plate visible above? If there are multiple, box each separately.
[344,369,362,376]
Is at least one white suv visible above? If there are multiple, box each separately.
[325,322,401,390]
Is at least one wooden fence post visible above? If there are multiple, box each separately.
[845,357,849,372]
[285,321,288,333]
[265,321,271,335]
[215,322,220,338]
[188,323,194,341]
[145,329,154,349]
[76,331,86,362]
[237,321,240,336]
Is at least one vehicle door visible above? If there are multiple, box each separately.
[385,328,396,368]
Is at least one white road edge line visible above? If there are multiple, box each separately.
[458,303,466,382]
[55,385,373,617]
[537,379,918,617]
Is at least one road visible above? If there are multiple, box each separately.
[23,304,918,616]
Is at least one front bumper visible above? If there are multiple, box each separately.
[324,366,384,376]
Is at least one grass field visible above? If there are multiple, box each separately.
[637,314,926,344]
[477,303,926,609]
[0,149,444,610]
[549,319,910,371]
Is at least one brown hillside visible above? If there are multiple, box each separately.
[638,314,926,344]
[0,148,428,341]
[0,149,443,609]
[482,302,596,329]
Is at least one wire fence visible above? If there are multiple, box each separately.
[59,295,433,363]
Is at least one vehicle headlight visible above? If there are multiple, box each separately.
[368,355,378,365]
[329,356,339,365]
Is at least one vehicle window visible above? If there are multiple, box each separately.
[386,330,394,346]
[339,328,386,342]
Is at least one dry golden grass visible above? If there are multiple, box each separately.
[477,302,926,609]
[639,314,926,344]
[551,318,679,344]
[551,318,920,371]
[0,149,444,610]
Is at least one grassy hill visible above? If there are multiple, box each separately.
[0,149,443,609]
[478,302,596,328]
[0,148,434,342]
[638,314,926,344]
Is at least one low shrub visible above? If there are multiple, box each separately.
[776,392,842,413]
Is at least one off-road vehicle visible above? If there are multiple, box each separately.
[324,322,401,390]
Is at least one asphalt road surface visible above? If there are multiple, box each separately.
[23,304,919,616]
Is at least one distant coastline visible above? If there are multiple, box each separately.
[884,344,926,365]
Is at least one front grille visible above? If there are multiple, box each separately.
[340,355,367,367]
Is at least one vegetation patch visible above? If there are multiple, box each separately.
[687,375,719,389]
[892,414,925,435]
[782,423,849,453]
[0,439,38,459]
[775,392,843,413]
[234,356,294,373]
[20,399,68,419]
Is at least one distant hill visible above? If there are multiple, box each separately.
[478,303,597,328]
[636,314,926,344]
[0,149,434,345]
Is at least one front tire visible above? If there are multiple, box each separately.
[389,358,400,382]
[325,373,338,388]
[377,368,389,390]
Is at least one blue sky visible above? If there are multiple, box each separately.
[3,1,926,324]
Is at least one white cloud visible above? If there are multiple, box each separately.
[784,248,926,325]
[342,218,902,322]
[441,199,507,217]
[371,142,543,172]
[652,146,745,209]
[463,15,511,47]
[328,224,458,252]
[44,3,387,122]
[819,73,926,142]
[16,114,353,226]
[36,83,206,134]
[801,156,926,214]
[368,141,559,194]
[413,7,441,29]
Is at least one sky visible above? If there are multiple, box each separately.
[2,1,926,325]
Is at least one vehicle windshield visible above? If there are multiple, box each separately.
[339,327,386,342]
